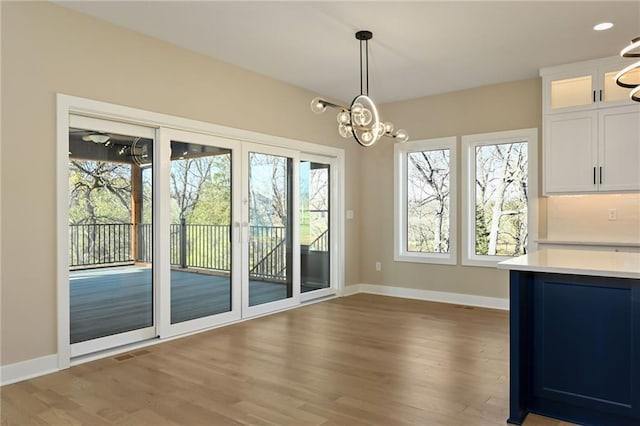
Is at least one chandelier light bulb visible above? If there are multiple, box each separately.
[337,111,350,124]
[351,103,364,115]
[310,97,327,114]
[360,131,373,143]
[360,108,373,126]
[394,129,409,143]
[352,112,364,126]
[338,123,353,138]
[384,122,394,134]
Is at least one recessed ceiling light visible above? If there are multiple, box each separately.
[594,22,614,31]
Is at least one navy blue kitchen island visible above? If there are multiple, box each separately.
[498,249,640,426]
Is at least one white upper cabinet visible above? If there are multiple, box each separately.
[542,57,640,195]
[598,105,640,192]
[544,111,598,193]
[542,56,639,114]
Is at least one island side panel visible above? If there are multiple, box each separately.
[508,269,534,425]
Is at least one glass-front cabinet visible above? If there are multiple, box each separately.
[542,56,639,114]
[541,56,640,195]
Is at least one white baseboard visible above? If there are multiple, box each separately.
[1,354,59,386]
[344,283,509,310]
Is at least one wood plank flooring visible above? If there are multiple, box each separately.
[70,266,305,343]
[1,294,575,425]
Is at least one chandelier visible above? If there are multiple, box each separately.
[615,37,640,102]
[310,30,408,147]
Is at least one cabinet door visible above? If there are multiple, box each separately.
[545,70,597,114]
[601,63,640,108]
[598,105,640,192]
[544,111,598,194]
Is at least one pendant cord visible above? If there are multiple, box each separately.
[359,39,364,95]
[365,39,369,96]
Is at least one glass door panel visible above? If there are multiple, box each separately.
[169,141,233,323]
[300,160,331,294]
[604,68,640,104]
[550,75,593,110]
[244,147,298,313]
[68,116,156,356]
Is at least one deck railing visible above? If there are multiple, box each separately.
[69,223,134,267]
[69,222,327,281]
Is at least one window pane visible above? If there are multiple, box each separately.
[475,142,528,256]
[68,127,154,343]
[300,161,330,293]
[248,153,293,306]
[169,141,232,324]
[406,149,450,253]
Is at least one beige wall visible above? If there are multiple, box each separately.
[0,2,361,365]
[3,2,639,368]
[360,79,543,298]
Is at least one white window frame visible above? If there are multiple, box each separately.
[461,128,538,267]
[394,136,457,265]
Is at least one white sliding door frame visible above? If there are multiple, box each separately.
[57,94,345,369]
[299,153,339,302]
[241,143,300,318]
[65,115,158,358]
[158,128,243,338]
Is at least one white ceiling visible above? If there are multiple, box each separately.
[55,1,640,104]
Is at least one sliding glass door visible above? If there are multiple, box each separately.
[300,157,333,300]
[68,115,157,357]
[162,129,241,336]
[243,144,299,317]
[65,114,337,358]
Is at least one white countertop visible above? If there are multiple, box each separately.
[497,249,640,280]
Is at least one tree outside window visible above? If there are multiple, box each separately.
[474,142,528,256]
[462,128,538,267]
[407,149,451,253]
[394,136,457,265]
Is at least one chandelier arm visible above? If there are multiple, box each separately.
[621,37,640,58]
[614,60,640,89]
[319,98,350,111]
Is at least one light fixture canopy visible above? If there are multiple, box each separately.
[311,30,408,146]
[82,133,111,144]
[615,37,640,102]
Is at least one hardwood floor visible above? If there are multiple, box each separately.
[1,294,575,425]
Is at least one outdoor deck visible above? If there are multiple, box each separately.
[70,266,293,343]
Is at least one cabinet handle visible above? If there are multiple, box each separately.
[599,90,603,102]
[600,166,603,185]
[593,167,596,185]
[593,90,596,103]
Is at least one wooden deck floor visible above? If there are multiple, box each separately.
[70,266,292,343]
[1,294,573,425]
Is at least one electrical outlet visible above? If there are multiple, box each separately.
[375,262,382,271]
[608,208,617,221]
